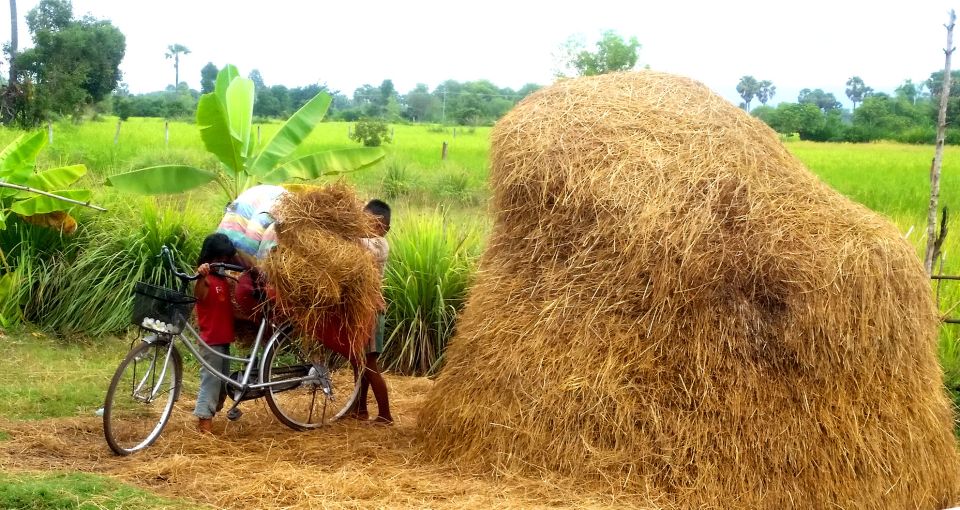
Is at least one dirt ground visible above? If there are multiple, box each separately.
[0,375,638,509]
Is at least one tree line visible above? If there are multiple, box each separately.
[112,29,642,125]
[739,73,959,144]
[3,3,954,146]
[113,68,544,126]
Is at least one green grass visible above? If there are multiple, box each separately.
[0,331,130,420]
[0,471,196,509]
[789,141,960,219]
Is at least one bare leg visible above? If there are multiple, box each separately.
[345,361,369,420]
[363,353,392,424]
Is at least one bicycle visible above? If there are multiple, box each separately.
[102,246,361,455]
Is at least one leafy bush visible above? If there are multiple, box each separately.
[896,126,937,145]
[380,213,481,375]
[351,118,392,147]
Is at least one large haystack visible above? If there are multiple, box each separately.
[418,72,960,508]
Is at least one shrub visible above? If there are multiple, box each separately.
[896,126,937,145]
[350,118,392,147]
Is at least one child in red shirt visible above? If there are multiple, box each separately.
[193,233,238,433]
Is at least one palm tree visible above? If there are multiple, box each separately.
[736,76,760,112]
[165,44,190,87]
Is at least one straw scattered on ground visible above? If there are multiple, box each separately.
[418,71,960,508]
[0,376,644,509]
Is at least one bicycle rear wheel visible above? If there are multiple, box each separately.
[262,326,360,430]
[103,340,182,455]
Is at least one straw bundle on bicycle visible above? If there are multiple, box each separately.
[263,182,380,357]
[417,71,960,508]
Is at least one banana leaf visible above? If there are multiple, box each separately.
[10,190,92,215]
[247,92,332,177]
[260,147,385,184]
[105,165,218,195]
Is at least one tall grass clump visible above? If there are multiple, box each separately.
[0,217,76,327]
[380,158,415,199]
[432,170,478,205]
[29,199,212,336]
[381,212,481,375]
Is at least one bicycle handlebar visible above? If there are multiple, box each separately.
[160,246,246,282]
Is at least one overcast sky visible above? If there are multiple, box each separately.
[2,0,958,108]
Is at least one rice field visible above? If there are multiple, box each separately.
[3,117,960,507]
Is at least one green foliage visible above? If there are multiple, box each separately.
[0,130,93,229]
[0,471,190,509]
[563,30,641,77]
[845,76,873,110]
[350,118,392,147]
[755,80,776,107]
[200,62,218,95]
[381,212,481,375]
[106,65,385,201]
[26,200,207,336]
[14,0,125,124]
[736,76,760,111]
[765,102,824,137]
[798,88,842,112]
[114,87,199,120]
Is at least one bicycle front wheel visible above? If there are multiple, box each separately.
[262,327,360,430]
[103,340,182,455]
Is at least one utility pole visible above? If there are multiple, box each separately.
[926,9,956,274]
[441,87,447,125]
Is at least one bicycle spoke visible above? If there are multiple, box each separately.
[264,328,360,429]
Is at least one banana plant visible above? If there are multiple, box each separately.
[0,130,103,233]
[106,65,385,201]
[0,130,105,326]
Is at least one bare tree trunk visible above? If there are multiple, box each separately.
[0,0,19,124]
[926,9,957,274]
[8,0,16,85]
[174,54,179,87]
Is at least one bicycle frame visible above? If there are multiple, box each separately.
[147,319,321,395]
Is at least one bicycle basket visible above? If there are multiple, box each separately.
[131,282,196,335]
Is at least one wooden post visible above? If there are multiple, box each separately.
[114,119,122,145]
[47,121,53,144]
[257,125,261,145]
[453,128,457,139]
[164,121,170,147]
[441,141,448,161]
[927,9,957,274]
